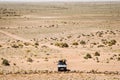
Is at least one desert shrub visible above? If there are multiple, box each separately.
[117,57,120,61]
[101,39,107,45]
[94,52,100,56]
[44,57,48,61]
[102,39,117,46]
[26,50,31,53]
[96,31,103,37]
[118,54,120,56]
[50,43,53,45]
[24,42,31,46]
[2,59,10,66]
[72,42,79,45]
[0,45,2,47]
[27,58,33,62]
[67,35,72,39]
[96,57,99,63]
[80,40,86,45]
[18,43,24,48]
[91,43,97,45]
[110,57,113,60]
[84,53,92,59]
[11,44,19,48]
[113,54,117,57]
[13,63,16,66]
[55,42,69,48]
[34,42,39,46]
[97,45,104,48]
[108,40,117,46]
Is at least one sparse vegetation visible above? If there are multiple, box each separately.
[44,57,48,61]
[84,53,92,59]
[11,44,19,48]
[2,59,10,66]
[67,35,72,39]
[18,43,24,48]
[27,58,33,62]
[26,50,31,53]
[34,42,39,46]
[55,42,69,48]
[108,39,117,46]
[80,40,86,45]
[117,57,120,61]
[101,39,117,46]
[94,52,100,56]
[0,45,2,47]
[72,42,79,45]
[97,45,104,48]
[0,3,120,77]
[24,42,31,46]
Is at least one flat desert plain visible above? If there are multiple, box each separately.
[0,2,120,80]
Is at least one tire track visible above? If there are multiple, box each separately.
[0,29,31,43]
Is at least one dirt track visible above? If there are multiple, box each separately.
[0,30,31,42]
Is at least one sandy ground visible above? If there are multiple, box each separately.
[0,2,120,80]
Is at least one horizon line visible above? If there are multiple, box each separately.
[0,1,120,2]
[0,0,120,2]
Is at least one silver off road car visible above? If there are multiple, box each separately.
[57,60,67,71]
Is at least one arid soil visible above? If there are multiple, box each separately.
[0,2,120,80]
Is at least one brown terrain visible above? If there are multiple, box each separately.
[0,1,120,80]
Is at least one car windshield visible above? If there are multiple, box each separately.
[58,61,66,65]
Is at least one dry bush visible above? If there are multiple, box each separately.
[101,39,117,46]
[117,57,120,61]
[72,42,79,45]
[34,42,39,46]
[80,40,86,45]
[101,39,108,45]
[24,42,31,46]
[108,39,117,46]
[26,50,31,53]
[67,35,72,39]
[27,58,33,62]
[97,45,105,48]
[84,53,92,59]
[96,31,103,37]
[2,59,10,66]
[55,42,69,48]
[11,44,19,48]
[18,43,24,48]
[44,57,48,61]
[91,42,97,45]
[0,45,2,47]
[94,52,100,56]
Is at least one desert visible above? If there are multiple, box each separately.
[0,1,120,80]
